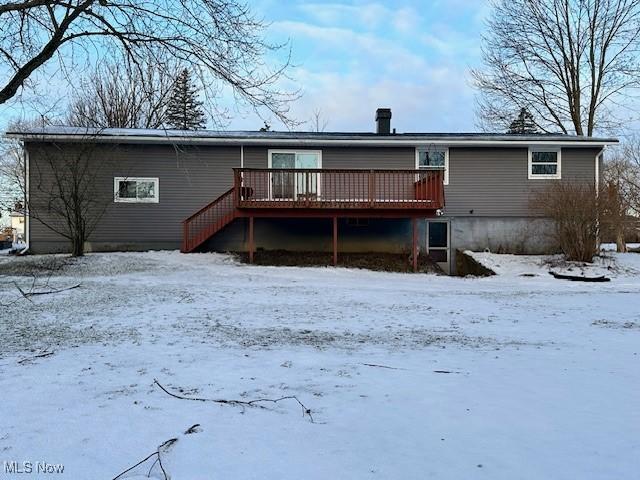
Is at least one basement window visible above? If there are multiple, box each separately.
[114,177,159,203]
[529,148,561,179]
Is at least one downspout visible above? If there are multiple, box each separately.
[19,143,29,255]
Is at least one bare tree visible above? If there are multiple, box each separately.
[473,0,640,135]
[0,1,297,124]
[66,54,176,129]
[0,119,47,222]
[28,138,116,256]
[531,181,602,261]
[0,134,24,216]
[601,135,640,250]
[602,159,632,251]
[308,108,328,132]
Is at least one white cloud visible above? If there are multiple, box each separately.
[298,3,389,28]
[231,16,478,133]
[280,66,476,133]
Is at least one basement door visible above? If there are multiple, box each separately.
[427,221,450,274]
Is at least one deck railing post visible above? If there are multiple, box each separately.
[369,169,375,207]
[233,169,240,206]
[248,216,254,263]
[182,221,188,253]
[333,216,338,266]
[412,217,418,272]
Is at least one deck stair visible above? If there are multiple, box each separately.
[181,187,237,252]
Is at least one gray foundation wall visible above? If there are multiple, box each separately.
[447,216,558,274]
[449,217,557,255]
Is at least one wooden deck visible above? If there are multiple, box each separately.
[182,168,446,271]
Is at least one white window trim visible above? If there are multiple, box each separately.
[415,147,449,185]
[114,177,159,203]
[528,147,562,180]
[267,149,323,169]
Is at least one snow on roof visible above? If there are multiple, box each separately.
[4,125,618,146]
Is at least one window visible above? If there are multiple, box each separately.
[114,177,159,203]
[529,148,561,179]
[416,148,449,185]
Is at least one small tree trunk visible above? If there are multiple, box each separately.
[616,229,627,253]
[71,235,85,257]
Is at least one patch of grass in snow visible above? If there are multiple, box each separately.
[591,319,640,330]
[178,323,534,351]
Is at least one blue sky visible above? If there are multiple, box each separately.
[0,0,490,133]
[231,0,490,132]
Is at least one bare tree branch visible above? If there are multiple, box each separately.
[66,52,177,129]
[0,0,299,126]
[472,0,640,135]
[154,378,314,422]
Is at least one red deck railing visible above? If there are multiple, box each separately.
[181,187,236,252]
[234,168,445,210]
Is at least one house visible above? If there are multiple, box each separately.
[10,208,25,244]
[6,109,617,274]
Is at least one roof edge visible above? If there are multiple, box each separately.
[4,127,619,146]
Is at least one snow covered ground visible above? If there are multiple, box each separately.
[468,248,640,278]
[0,251,638,479]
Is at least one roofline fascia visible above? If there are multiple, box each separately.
[6,133,619,147]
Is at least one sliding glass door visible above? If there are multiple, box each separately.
[269,151,321,200]
[271,152,295,199]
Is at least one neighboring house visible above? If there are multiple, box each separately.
[7,109,617,274]
[10,210,25,244]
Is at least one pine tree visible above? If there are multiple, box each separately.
[507,107,538,134]
[166,69,207,130]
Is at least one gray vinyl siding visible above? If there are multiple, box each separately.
[444,147,600,217]
[242,146,414,169]
[28,143,240,249]
[323,147,414,169]
[26,141,601,252]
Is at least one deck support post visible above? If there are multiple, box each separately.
[412,217,418,272]
[248,216,254,264]
[333,216,338,266]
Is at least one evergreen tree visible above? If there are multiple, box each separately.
[166,69,207,130]
[507,107,538,134]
